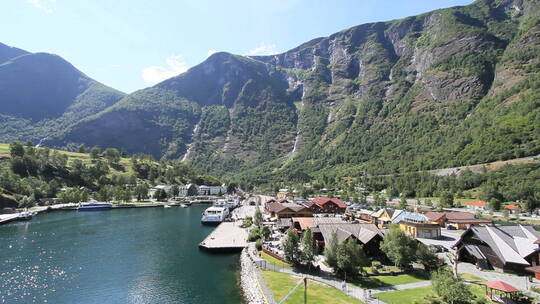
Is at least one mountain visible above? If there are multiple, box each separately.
[0,43,125,145]
[12,0,540,185]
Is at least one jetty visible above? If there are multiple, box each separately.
[199,221,248,252]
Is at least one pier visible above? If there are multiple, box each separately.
[199,221,248,252]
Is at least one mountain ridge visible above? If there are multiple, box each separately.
[1,0,539,187]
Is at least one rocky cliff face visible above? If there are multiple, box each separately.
[52,0,540,181]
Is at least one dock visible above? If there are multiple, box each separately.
[199,221,248,252]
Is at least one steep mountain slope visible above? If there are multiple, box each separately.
[54,0,539,185]
[0,45,125,145]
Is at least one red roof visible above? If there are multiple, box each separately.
[483,281,519,293]
[467,201,487,206]
[310,197,347,209]
[504,205,520,210]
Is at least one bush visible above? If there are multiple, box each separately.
[248,226,261,242]
[255,239,263,251]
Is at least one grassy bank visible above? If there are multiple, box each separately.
[352,271,430,289]
[375,284,490,304]
[262,270,364,304]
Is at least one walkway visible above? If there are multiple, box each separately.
[458,262,540,294]
[371,281,432,294]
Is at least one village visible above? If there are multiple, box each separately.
[235,188,540,304]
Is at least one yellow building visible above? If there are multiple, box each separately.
[399,221,441,239]
[276,189,294,200]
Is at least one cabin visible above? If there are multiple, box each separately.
[425,211,492,229]
[316,219,385,257]
[371,208,401,228]
[467,201,488,212]
[454,225,540,274]
[265,201,313,219]
[393,211,441,239]
[305,197,347,214]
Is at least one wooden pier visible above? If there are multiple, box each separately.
[198,221,248,252]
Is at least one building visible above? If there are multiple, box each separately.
[276,189,294,200]
[454,225,540,273]
[425,211,492,229]
[198,185,211,195]
[371,208,401,228]
[392,211,441,239]
[149,185,172,197]
[265,201,313,219]
[178,183,197,197]
[316,219,385,257]
[467,201,488,212]
[305,197,347,214]
[504,205,521,214]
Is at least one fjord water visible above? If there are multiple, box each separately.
[0,206,242,303]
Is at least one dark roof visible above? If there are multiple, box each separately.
[318,223,383,245]
[456,225,540,266]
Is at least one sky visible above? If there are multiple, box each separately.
[1,0,474,93]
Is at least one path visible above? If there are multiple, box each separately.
[198,221,248,250]
[371,281,432,294]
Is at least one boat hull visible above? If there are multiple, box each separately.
[78,206,112,211]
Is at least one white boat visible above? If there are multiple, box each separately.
[17,211,33,220]
[78,200,113,211]
[201,206,229,225]
[180,204,188,208]
[164,204,172,208]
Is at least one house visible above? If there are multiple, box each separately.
[198,185,211,195]
[392,211,441,239]
[265,201,313,219]
[305,197,347,214]
[505,205,521,214]
[276,189,294,200]
[316,219,385,257]
[292,217,316,232]
[149,184,172,197]
[178,183,197,197]
[467,201,488,212]
[454,225,540,273]
[371,208,399,228]
[425,211,492,229]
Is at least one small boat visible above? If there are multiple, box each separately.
[180,204,188,208]
[17,211,33,221]
[164,204,172,208]
[78,200,113,211]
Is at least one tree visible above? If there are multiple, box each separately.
[336,238,369,277]
[171,185,179,197]
[440,191,454,207]
[425,199,433,207]
[260,225,271,240]
[431,268,474,304]
[103,148,121,165]
[380,225,417,269]
[324,231,339,270]
[134,183,149,201]
[254,208,263,226]
[90,146,101,159]
[415,243,441,272]
[77,144,86,153]
[283,229,302,265]
[9,142,25,158]
[488,198,502,211]
[301,228,317,267]
[399,196,408,209]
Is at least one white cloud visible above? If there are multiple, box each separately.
[141,54,189,84]
[245,43,278,56]
[27,0,55,13]
[207,49,218,57]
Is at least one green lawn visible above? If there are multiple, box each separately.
[459,273,485,282]
[259,251,291,269]
[352,271,430,289]
[262,270,364,304]
[0,143,9,157]
[375,284,490,304]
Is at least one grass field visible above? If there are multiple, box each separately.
[262,271,364,304]
[352,271,430,289]
[375,284,490,304]
[259,251,291,269]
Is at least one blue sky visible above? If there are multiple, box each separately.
[2,0,473,93]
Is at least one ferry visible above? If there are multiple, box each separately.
[201,206,229,225]
[78,200,113,211]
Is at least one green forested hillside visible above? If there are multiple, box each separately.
[1,0,539,190]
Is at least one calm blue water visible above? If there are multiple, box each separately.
[0,206,243,303]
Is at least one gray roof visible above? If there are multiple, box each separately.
[465,225,540,265]
[318,223,383,245]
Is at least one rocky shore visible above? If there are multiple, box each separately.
[240,248,266,304]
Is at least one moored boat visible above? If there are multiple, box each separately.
[78,200,113,211]
[201,206,229,225]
